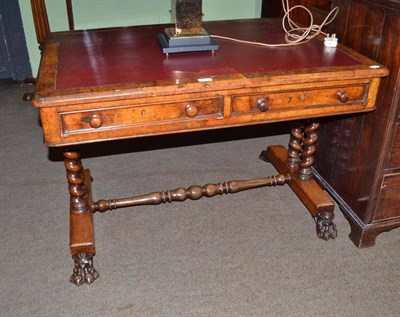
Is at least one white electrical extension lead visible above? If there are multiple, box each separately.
[210,0,339,48]
[324,34,338,47]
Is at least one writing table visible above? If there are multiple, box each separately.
[33,19,388,286]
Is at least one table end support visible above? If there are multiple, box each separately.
[263,145,337,240]
[64,149,99,286]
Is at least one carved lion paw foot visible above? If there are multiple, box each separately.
[70,253,100,286]
[316,211,337,240]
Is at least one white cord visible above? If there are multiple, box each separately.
[210,0,339,47]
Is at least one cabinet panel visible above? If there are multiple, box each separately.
[343,2,385,59]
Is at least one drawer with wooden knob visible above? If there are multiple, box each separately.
[60,97,223,135]
[231,84,369,115]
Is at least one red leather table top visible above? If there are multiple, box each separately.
[55,19,361,90]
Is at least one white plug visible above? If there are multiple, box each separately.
[324,34,338,48]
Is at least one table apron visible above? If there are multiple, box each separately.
[38,79,379,146]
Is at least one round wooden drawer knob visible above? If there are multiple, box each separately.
[336,91,349,103]
[256,97,270,112]
[185,103,198,117]
[89,114,102,128]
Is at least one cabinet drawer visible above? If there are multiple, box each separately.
[388,123,400,169]
[61,97,223,135]
[375,173,400,221]
[231,85,368,115]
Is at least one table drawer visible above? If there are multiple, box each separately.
[231,85,368,115]
[61,97,223,134]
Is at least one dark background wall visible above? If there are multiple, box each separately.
[0,1,32,80]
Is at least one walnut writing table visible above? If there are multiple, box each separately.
[33,19,388,286]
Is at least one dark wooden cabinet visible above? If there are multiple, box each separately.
[287,0,331,25]
[314,0,400,247]
[261,0,281,17]
[261,0,332,22]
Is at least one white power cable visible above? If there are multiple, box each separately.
[210,0,339,47]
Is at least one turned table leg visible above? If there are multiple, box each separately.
[263,121,337,240]
[287,125,305,173]
[298,122,319,180]
[63,148,99,286]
